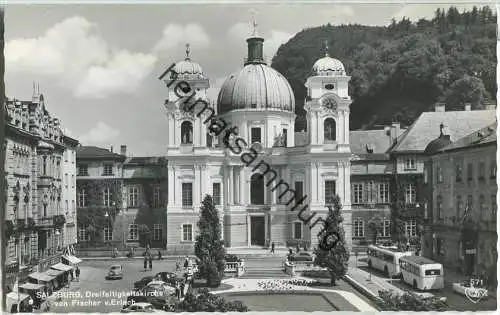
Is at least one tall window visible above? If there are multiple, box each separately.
[103,225,113,241]
[181,121,193,144]
[379,183,389,203]
[153,184,161,208]
[251,128,261,144]
[405,220,417,237]
[324,118,336,141]
[456,164,463,182]
[128,224,138,240]
[103,188,112,207]
[78,189,87,207]
[103,164,113,176]
[479,162,485,180]
[78,164,88,176]
[479,195,486,220]
[404,183,416,204]
[65,200,68,212]
[72,200,75,211]
[294,181,304,203]
[250,174,265,205]
[436,165,443,183]
[128,186,139,207]
[353,184,363,204]
[436,195,443,220]
[78,227,90,241]
[212,183,221,205]
[325,180,336,204]
[182,224,193,242]
[382,220,391,237]
[182,183,193,207]
[456,195,462,219]
[282,129,288,147]
[153,224,162,240]
[404,157,416,170]
[466,195,473,214]
[71,175,75,188]
[467,162,473,181]
[64,174,68,187]
[492,194,497,217]
[294,222,302,239]
[353,218,364,237]
[42,156,47,175]
[490,160,496,179]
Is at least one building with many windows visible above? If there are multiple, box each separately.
[160,31,353,252]
[75,145,168,251]
[4,90,78,292]
[423,122,497,281]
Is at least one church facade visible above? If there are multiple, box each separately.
[161,31,353,252]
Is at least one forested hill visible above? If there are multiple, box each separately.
[271,6,496,131]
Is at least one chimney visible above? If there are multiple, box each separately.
[390,122,401,145]
[435,103,446,112]
[110,146,114,153]
[464,103,471,111]
[120,145,127,156]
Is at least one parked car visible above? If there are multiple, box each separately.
[106,265,123,280]
[155,272,176,286]
[134,276,155,290]
[121,302,159,313]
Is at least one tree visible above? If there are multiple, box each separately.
[313,195,350,286]
[367,217,383,244]
[195,195,226,287]
[445,74,490,110]
[377,290,448,311]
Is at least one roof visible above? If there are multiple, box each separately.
[439,123,497,153]
[124,157,166,165]
[76,146,126,161]
[424,135,452,155]
[350,129,401,160]
[400,255,439,265]
[391,110,497,153]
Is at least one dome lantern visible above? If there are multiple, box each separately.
[245,12,266,66]
[312,40,346,76]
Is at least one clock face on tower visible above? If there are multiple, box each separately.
[322,95,338,111]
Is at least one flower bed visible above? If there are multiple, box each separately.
[256,279,319,291]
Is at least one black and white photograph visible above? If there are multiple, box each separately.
[0,1,498,313]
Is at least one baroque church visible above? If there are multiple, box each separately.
[161,25,353,252]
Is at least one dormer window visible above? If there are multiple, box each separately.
[325,84,335,90]
[366,144,374,153]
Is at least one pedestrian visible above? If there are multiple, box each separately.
[175,261,181,272]
[70,268,74,281]
[184,256,189,268]
[271,242,275,253]
[180,282,185,298]
[149,255,153,270]
[158,250,162,260]
[296,244,300,253]
[75,266,80,281]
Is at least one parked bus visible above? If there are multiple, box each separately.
[367,245,413,277]
[399,255,444,291]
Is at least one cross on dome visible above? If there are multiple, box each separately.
[185,43,191,60]
[250,9,259,36]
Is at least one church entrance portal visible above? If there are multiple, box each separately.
[250,216,265,246]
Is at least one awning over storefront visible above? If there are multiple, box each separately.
[19,283,45,291]
[46,269,65,277]
[62,255,82,264]
[51,263,73,272]
[28,272,55,282]
[6,292,31,311]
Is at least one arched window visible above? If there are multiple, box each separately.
[206,133,213,148]
[250,173,265,205]
[181,121,193,144]
[324,118,336,142]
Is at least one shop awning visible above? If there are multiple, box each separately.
[63,255,82,264]
[7,292,30,302]
[51,263,73,272]
[19,283,45,290]
[28,272,55,282]
[46,269,65,277]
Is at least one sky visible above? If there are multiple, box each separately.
[5,2,493,156]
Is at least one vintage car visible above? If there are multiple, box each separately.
[121,302,159,313]
[106,265,123,280]
[134,276,155,290]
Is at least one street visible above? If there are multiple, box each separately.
[48,256,286,313]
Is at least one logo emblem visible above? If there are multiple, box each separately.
[465,287,488,303]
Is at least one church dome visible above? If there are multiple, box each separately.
[312,55,346,76]
[424,123,452,154]
[217,63,295,114]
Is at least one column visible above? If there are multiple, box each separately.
[234,168,240,204]
[344,161,351,207]
[264,214,269,242]
[239,167,246,205]
[228,166,234,205]
[344,111,349,143]
[168,115,175,147]
[194,164,201,206]
[200,165,206,201]
[311,162,318,203]
[271,166,277,205]
[223,166,229,206]
[246,215,251,247]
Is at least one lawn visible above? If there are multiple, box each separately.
[220,290,361,311]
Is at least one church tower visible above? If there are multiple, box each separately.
[304,41,352,153]
[162,44,212,153]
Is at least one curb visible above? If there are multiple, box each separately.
[78,255,287,261]
[343,274,381,304]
